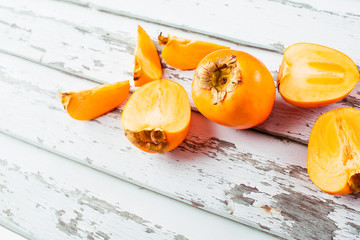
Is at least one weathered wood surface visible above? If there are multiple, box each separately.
[1,133,276,240]
[0,0,359,144]
[1,0,360,239]
[1,50,360,239]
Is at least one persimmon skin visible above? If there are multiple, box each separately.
[134,25,162,87]
[307,108,360,195]
[192,49,275,129]
[158,34,229,70]
[121,79,191,153]
[277,43,360,108]
[59,80,130,121]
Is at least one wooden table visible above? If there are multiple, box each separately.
[1,0,359,239]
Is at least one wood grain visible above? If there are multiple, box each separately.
[1,50,360,239]
[59,0,360,64]
[1,133,278,240]
[0,0,359,145]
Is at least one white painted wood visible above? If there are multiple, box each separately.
[1,50,360,239]
[0,225,27,240]
[1,0,360,239]
[0,0,359,144]
[59,0,360,65]
[0,133,280,240]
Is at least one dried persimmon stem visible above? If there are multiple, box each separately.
[196,55,241,105]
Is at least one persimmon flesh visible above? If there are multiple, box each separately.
[192,49,275,129]
[134,25,162,87]
[121,79,191,153]
[58,80,130,121]
[158,33,229,70]
[307,108,360,195]
[278,43,359,108]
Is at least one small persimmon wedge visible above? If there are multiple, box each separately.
[121,79,191,153]
[192,49,275,129]
[59,80,130,121]
[278,43,360,108]
[158,33,229,70]
[134,25,162,87]
[307,108,360,195]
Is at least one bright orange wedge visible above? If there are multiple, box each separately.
[59,81,130,120]
[158,33,230,70]
[134,25,162,87]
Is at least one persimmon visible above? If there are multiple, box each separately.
[277,43,359,108]
[59,80,130,121]
[121,79,191,153]
[158,33,229,70]
[191,49,275,129]
[307,108,360,195]
[134,25,162,87]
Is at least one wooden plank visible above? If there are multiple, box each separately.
[0,226,26,240]
[1,49,360,240]
[0,133,280,240]
[0,0,359,145]
[59,0,360,65]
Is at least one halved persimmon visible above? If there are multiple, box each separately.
[158,33,229,70]
[278,43,359,108]
[307,108,360,195]
[59,80,130,121]
[192,49,275,129]
[121,79,191,153]
[134,25,162,87]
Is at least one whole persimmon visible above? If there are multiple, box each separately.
[192,49,275,129]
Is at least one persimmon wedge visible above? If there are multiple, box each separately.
[58,80,130,121]
[121,79,191,153]
[158,33,229,70]
[278,43,360,108]
[134,25,162,87]
[307,108,360,195]
[192,49,275,129]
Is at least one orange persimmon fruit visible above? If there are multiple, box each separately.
[134,25,162,87]
[277,43,360,108]
[121,79,191,153]
[192,49,275,129]
[158,33,229,70]
[307,108,360,195]
[59,80,130,121]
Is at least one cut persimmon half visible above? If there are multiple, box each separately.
[121,79,191,153]
[158,33,229,70]
[192,49,275,129]
[278,43,360,108]
[307,108,360,195]
[58,80,130,121]
[134,25,162,87]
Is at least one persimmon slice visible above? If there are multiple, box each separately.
[158,33,229,70]
[278,43,359,108]
[59,80,130,121]
[121,79,191,153]
[134,25,162,87]
[307,108,360,195]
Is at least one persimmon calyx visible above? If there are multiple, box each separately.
[348,171,360,193]
[196,55,241,105]
[125,128,169,153]
[158,32,169,45]
[58,92,72,111]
